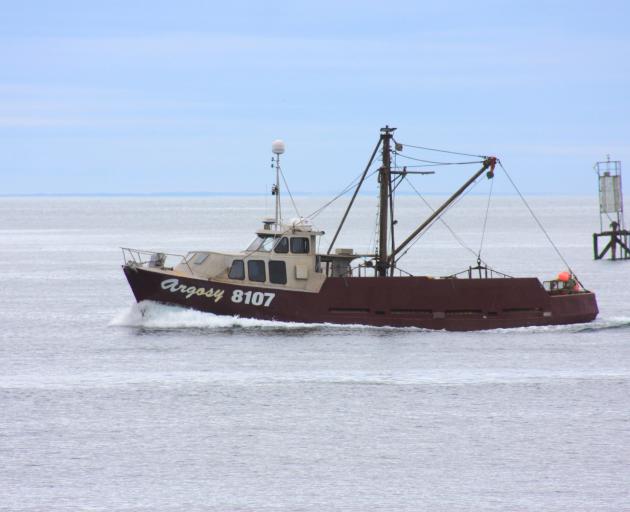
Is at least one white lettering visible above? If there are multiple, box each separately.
[230,289,275,307]
[160,278,179,292]
[263,293,275,307]
[160,278,225,303]
[251,291,264,306]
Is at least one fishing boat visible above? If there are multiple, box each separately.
[122,126,598,331]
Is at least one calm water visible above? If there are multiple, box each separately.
[0,196,629,511]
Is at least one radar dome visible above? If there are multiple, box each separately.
[272,139,285,155]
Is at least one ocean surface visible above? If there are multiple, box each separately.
[0,195,629,511]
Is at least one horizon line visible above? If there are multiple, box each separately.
[0,191,596,198]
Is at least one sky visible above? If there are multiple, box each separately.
[1,0,629,196]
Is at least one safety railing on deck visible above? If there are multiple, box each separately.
[326,261,415,278]
[443,263,513,280]
[121,247,193,274]
[543,279,581,295]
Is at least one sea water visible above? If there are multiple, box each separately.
[0,196,629,511]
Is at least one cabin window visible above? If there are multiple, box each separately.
[246,237,262,251]
[228,259,245,280]
[247,260,266,282]
[259,237,275,252]
[193,252,209,265]
[246,235,276,252]
[290,237,310,254]
[274,236,289,253]
[269,260,287,284]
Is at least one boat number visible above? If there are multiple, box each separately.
[231,289,275,307]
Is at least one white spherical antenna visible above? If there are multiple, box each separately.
[272,139,285,155]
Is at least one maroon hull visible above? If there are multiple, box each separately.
[123,266,598,331]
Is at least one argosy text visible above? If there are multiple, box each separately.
[160,278,224,302]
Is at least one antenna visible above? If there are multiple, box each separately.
[271,139,285,229]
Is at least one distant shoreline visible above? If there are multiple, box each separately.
[0,191,580,198]
[0,192,268,198]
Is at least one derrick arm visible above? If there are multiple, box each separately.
[388,156,496,265]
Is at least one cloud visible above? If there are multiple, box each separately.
[5,30,627,77]
[0,116,87,127]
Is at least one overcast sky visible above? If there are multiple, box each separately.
[1,1,629,196]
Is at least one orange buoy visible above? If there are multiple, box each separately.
[557,271,571,282]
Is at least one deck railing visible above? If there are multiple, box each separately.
[444,264,513,280]
[121,247,193,274]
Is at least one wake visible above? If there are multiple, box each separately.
[108,301,408,333]
[109,301,630,335]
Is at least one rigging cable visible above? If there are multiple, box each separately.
[279,168,301,219]
[399,176,487,265]
[393,140,487,159]
[368,205,380,257]
[477,173,494,261]
[394,152,484,166]
[391,163,465,169]
[497,160,580,284]
[306,167,380,220]
[393,167,488,263]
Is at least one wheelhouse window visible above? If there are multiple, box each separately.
[274,236,289,254]
[247,260,266,282]
[290,237,310,254]
[268,260,287,284]
[193,252,209,265]
[228,259,245,280]
[246,235,275,252]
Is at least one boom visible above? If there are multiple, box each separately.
[388,156,496,265]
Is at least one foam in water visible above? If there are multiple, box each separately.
[109,301,317,330]
[109,301,630,334]
[109,300,400,332]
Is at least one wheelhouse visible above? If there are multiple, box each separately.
[173,220,330,293]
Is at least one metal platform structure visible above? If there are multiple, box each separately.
[593,157,630,260]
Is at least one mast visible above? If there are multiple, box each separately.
[271,139,285,229]
[275,157,281,226]
[377,126,396,276]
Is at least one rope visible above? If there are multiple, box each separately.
[399,176,486,264]
[306,167,380,219]
[477,173,494,260]
[391,164,442,169]
[393,140,487,159]
[394,152,484,166]
[497,161,579,283]
[279,168,301,219]
[368,200,380,256]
